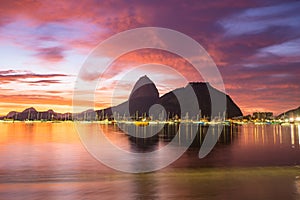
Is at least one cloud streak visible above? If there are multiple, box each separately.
[258,38,300,57]
[220,2,300,36]
[0,70,68,84]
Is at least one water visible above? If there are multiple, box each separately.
[0,122,299,199]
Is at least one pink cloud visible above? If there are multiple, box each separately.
[35,46,65,62]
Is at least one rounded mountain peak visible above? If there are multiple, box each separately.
[128,75,159,117]
[132,75,153,89]
[129,75,159,100]
[23,107,37,113]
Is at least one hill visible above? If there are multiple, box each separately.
[278,106,300,118]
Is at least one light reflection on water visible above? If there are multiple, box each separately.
[0,122,299,200]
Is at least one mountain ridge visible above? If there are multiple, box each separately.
[278,106,300,118]
[1,76,244,120]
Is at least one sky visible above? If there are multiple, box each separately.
[0,0,299,116]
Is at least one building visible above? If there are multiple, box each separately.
[252,112,273,120]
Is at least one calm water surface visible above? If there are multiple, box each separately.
[0,122,299,200]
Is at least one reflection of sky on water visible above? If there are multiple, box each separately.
[296,177,300,196]
[0,123,300,199]
[238,124,300,148]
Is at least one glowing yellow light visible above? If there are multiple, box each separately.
[298,125,300,145]
[285,119,289,123]
[296,117,300,121]
[290,118,295,122]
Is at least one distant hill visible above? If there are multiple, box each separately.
[0,107,73,121]
[1,75,243,120]
[278,106,300,118]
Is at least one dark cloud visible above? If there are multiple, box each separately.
[0,70,68,84]
[20,80,62,86]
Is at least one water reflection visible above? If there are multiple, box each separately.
[298,125,300,145]
[121,123,300,151]
[123,124,238,153]
[296,176,300,196]
[131,175,160,200]
[105,123,300,168]
[0,122,300,199]
[1,123,299,171]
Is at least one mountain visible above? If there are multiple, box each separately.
[277,106,300,118]
[0,107,73,121]
[96,75,160,120]
[15,107,38,120]
[158,82,242,119]
[97,76,242,120]
[1,75,243,120]
[128,75,159,117]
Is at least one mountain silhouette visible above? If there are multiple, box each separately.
[158,82,242,119]
[2,107,73,121]
[278,106,300,118]
[1,75,243,120]
[97,75,159,120]
[129,75,160,117]
[96,76,242,120]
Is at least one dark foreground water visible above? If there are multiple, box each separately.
[0,122,299,199]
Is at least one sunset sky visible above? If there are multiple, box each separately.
[0,0,299,116]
